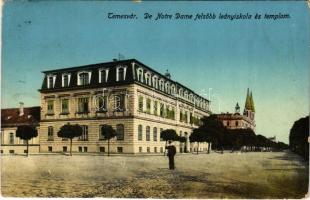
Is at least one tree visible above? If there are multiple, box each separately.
[289,116,309,161]
[100,124,117,156]
[16,125,38,157]
[160,129,178,155]
[57,123,83,156]
[190,128,210,154]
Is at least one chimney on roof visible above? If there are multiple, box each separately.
[19,102,24,116]
[164,69,171,79]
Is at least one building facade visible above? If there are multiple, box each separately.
[39,59,211,154]
[1,103,40,154]
[217,89,255,130]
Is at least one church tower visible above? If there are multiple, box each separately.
[243,88,255,120]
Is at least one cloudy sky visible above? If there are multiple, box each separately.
[2,1,309,143]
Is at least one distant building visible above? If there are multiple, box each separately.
[1,103,40,154]
[216,88,255,130]
[38,59,211,154]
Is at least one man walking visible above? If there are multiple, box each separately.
[166,141,176,170]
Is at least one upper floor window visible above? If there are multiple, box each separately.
[152,76,158,89]
[116,66,127,82]
[179,88,183,97]
[137,68,144,82]
[145,73,151,86]
[159,80,165,91]
[114,94,125,111]
[62,73,71,87]
[138,125,143,141]
[61,99,69,114]
[47,74,56,89]
[116,124,124,140]
[47,100,54,114]
[146,98,151,114]
[171,85,176,95]
[165,82,170,94]
[153,100,158,115]
[99,69,109,83]
[78,125,88,141]
[77,71,91,86]
[77,97,89,113]
[48,126,54,141]
[9,132,14,144]
[138,96,143,112]
[184,91,188,99]
[96,96,107,112]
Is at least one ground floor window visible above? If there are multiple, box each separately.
[0,150,3,154]
[139,147,142,153]
[160,147,163,153]
[24,150,28,153]
[154,147,157,153]
[84,147,88,152]
[79,146,82,152]
[99,147,105,152]
[48,146,52,152]
[9,150,14,154]
[147,147,150,153]
[63,146,67,152]
[117,147,123,153]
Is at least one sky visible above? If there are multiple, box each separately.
[1,1,309,143]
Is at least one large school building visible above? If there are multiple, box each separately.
[38,59,211,154]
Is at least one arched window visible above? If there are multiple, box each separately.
[165,82,170,94]
[116,124,124,140]
[171,85,175,95]
[48,126,54,140]
[153,127,157,141]
[62,73,71,87]
[78,72,90,85]
[99,68,109,83]
[137,68,144,82]
[9,133,14,144]
[152,76,158,89]
[117,67,126,81]
[138,125,143,141]
[180,131,183,137]
[145,73,151,86]
[146,126,150,141]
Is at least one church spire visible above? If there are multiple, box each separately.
[244,88,251,111]
[250,91,255,112]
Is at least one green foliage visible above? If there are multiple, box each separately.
[289,116,309,161]
[160,129,179,141]
[101,124,117,140]
[57,124,83,139]
[16,125,38,140]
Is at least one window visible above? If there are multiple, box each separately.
[96,96,107,111]
[160,147,163,153]
[99,69,109,83]
[138,96,143,111]
[153,76,158,89]
[9,133,14,144]
[137,68,143,82]
[227,121,230,126]
[117,67,125,81]
[47,100,54,114]
[160,128,164,141]
[235,121,239,126]
[160,103,164,117]
[154,147,157,153]
[78,125,88,141]
[48,126,54,141]
[138,125,143,141]
[117,147,123,153]
[78,71,91,85]
[159,80,165,91]
[139,147,142,153]
[116,124,124,140]
[145,73,151,86]
[62,73,71,87]
[47,74,56,89]
[99,147,105,153]
[61,99,69,114]
[114,95,125,111]
[146,126,150,141]
[165,83,170,94]
[84,147,88,152]
[171,85,176,95]
[153,127,157,141]
[99,125,106,140]
[78,97,89,113]
[63,146,67,152]
[48,146,52,152]
[79,146,83,152]
[153,101,158,115]
[147,147,150,153]
[146,98,151,114]
[9,150,14,154]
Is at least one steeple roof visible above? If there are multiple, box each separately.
[250,91,255,112]
[245,88,252,110]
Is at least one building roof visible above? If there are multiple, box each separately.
[216,113,253,124]
[39,58,210,105]
[1,106,40,128]
[244,88,255,112]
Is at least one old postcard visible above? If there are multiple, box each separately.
[1,1,309,199]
